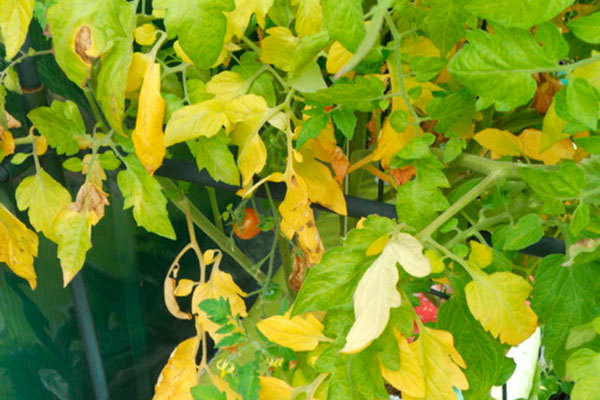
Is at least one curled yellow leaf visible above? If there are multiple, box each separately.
[474,128,523,157]
[0,203,38,289]
[132,62,165,175]
[256,312,328,352]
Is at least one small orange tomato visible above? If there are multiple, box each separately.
[234,208,260,239]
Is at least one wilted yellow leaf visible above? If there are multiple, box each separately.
[541,100,571,152]
[326,41,353,75]
[0,129,15,160]
[468,240,493,269]
[132,62,166,175]
[174,279,197,297]
[258,376,293,400]
[385,232,432,278]
[134,23,157,46]
[192,259,247,341]
[295,0,322,37]
[474,128,523,157]
[174,40,194,65]
[227,94,269,187]
[164,262,193,320]
[392,327,468,400]
[164,98,230,147]
[279,172,324,264]
[260,27,299,71]
[126,52,149,94]
[257,312,327,351]
[153,336,199,400]
[0,203,38,289]
[16,169,71,237]
[519,128,576,165]
[225,0,273,39]
[466,270,538,345]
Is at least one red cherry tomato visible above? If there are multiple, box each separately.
[324,105,334,112]
[234,208,261,239]
[414,294,438,324]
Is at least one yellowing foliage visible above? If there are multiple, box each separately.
[0,203,38,289]
[256,312,327,351]
[153,336,199,400]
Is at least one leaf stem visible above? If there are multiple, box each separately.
[417,169,502,239]
[206,187,224,234]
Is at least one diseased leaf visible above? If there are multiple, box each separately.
[153,336,199,400]
[164,98,229,147]
[0,0,34,59]
[0,203,38,289]
[466,269,538,345]
[259,27,298,71]
[132,62,166,175]
[117,155,175,239]
[15,169,71,237]
[256,312,327,351]
[257,376,292,400]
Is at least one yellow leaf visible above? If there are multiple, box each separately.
[401,35,441,58]
[424,249,445,274]
[366,234,390,256]
[294,154,346,216]
[164,97,230,147]
[399,327,468,400]
[0,203,38,289]
[260,27,299,71]
[132,62,165,175]
[468,240,493,269]
[126,52,150,94]
[134,23,157,46]
[326,41,353,75]
[0,129,16,160]
[192,258,247,341]
[256,312,327,351]
[295,0,322,37]
[164,262,193,320]
[387,232,432,278]
[0,0,34,59]
[35,135,47,155]
[174,40,194,65]
[259,376,293,400]
[541,100,571,152]
[279,172,324,264]
[573,56,600,91]
[205,71,246,101]
[380,331,425,398]
[372,118,416,167]
[15,169,72,237]
[465,270,538,345]
[227,94,269,187]
[519,128,575,165]
[153,336,199,400]
[225,0,273,39]
[474,128,523,157]
[174,279,197,297]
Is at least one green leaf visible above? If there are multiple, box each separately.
[15,169,71,237]
[438,291,515,399]
[443,138,466,163]
[465,0,574,29]
[190,385,227,400]
[531,255,600,376]
[409,56,447,82]
[331,107,357,139]
[566,319,600,350]
[304,76,386,112]
[328,351,388,400]
[288,60,327,93]
[52,208,93,286]
[161,0,234,69]
[117,155,176,239]
[47,0,135,89]
[536,22,569,60]
[570,203,590,235]
[232,362,260,400]
[396,180,449,231]
[289,31,331,78]
[188,133,240,186]
[0,0,34,59]
[199,297,231,325]
[321,0,365,52]
[555,78,599,130]
[292,216,396,315]
[566,348,600,400]
[448,25,558,111]
[426,90,478,137]
[63,157,83,172]
[10,153,30,165]
[422,0,469,56]
[568,12,600,44]
[500,214,544,251]
[27,100,87,156]
[296,114,328,148]
[574,137,600,154]
[389,110,408,133]
[519,163,586,200]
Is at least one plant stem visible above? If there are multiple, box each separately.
[418,169,503,239]
[160,178,266,284]
[206,187,224,233]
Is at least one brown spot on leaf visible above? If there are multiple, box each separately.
[74,183,109,221]
[331,146,349,185]
[75,26,93,64]
[289,254,313,292]
[390,165,416,186]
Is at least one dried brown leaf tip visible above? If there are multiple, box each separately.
[75,25,93,64]
[72,183,109,223]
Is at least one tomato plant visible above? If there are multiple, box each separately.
[234,207,261,239]
[1,0,600,399]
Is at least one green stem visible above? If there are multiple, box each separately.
[418,169,503,239]
[0,49,53,81]
[159,179,266,284]
[206,187,224,233]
